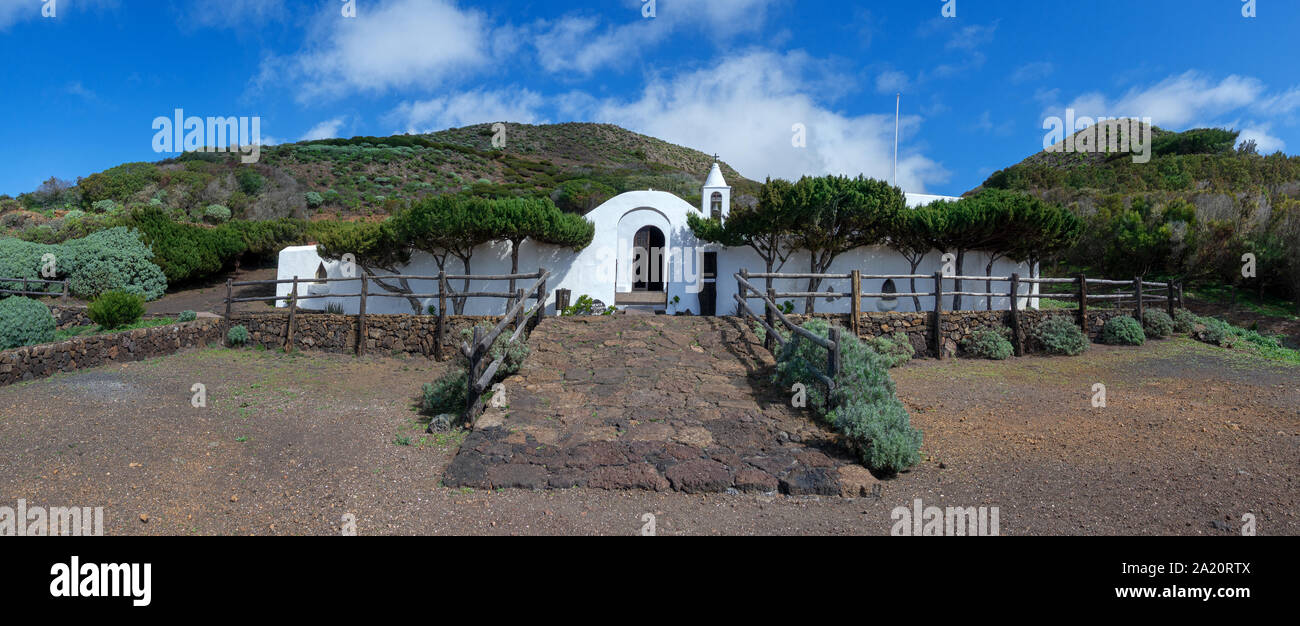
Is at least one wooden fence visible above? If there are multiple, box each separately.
[455,270,551,427]
[0,277,70,301]
[734,272,842,400]
[737,269,1184,360]
[224,269,550,360]
[225,269,552,429]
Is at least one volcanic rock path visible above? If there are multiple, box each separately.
[443,316,876,495]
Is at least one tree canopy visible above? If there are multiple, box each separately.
[786,175,905,312]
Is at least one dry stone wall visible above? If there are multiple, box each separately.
[791,308,1136,357]
[0,319,222,386]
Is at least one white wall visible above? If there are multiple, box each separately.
[276,190,1041,316]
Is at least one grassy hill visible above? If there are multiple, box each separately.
[974,124,1300,220]
[0,122,759,240]
[974,124,1300,306]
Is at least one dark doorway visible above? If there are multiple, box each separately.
[632,226,666,292]
[700,251,718,316]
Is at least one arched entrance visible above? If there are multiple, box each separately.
[631,225,666,292]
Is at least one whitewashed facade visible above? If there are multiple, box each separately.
[277,164,1039,316]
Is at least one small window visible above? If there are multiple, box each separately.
[877,279,899,312]
[710,192,723,220]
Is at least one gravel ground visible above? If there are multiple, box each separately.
[0,337,1295,535]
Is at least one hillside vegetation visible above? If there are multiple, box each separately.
[0,123,756,242]
[977,126,1300,308]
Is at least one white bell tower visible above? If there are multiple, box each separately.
[701,157,731,222]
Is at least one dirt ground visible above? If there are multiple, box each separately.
[0,337,1295,535]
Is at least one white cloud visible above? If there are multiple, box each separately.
[1055,72,1265,128]
[387,89,546,133]
[183,0,286,29]
[1010,62,1054,84]
[533,0,777,75]
[944,23,997,51]
[1257,86,1300,116]
[875,70,909,95]
[570,51,947,192]
[258,0,493,100]
[1233,123,1285,153]
[299,117,348,142]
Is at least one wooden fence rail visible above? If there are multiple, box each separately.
[734,271,840,393]
[739,269,1185,359]
[0,277,70,301]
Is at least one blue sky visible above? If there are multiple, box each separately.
[1,0,1297,197]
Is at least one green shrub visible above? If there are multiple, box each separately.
[204,204,231,223]
[421,368,468,416]
[962,329,1013,360]
[1100,316,1145,345]
[77,162,159,206]
[86,290,145,329]
[1172,308,1197,334]
[0,297,56,349]
[461,323,531,378]
[831,398,922,474]
[1142,310,1174,338]
[177,310,197,322]
[0,228,167,300]
[227,324,249,346]
[64,210,86,222]
[865,332,915,368]
[62,228,168,300]
[235,169,265,195]
[1031,316,1089,356]
[560,294,613,316]
[773,319,922,474]
[127,206,243,284]
[304,192,324,209]
[90,199,118,214]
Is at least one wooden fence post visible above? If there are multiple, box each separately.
[62,280,69,303]
[1165,278,1176,319]
[738,269,749,318]
[765,288,778,352]
[1134,276,1144,322]
[515,288,526,330]
[20,278,26,297]
[534,268,547,329]
[1177,280,1184,309]
[1076,273,1089,334]
[224,278,232,324]
[436,271,448,360]
[357,276,368,357]
[850,269,861,337]
[931,271,944,360]
[285,276,298,352]
[1009,273,1024,357]
[556,289,571,315]
[465,325,483,420]
[827,327,841,384]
